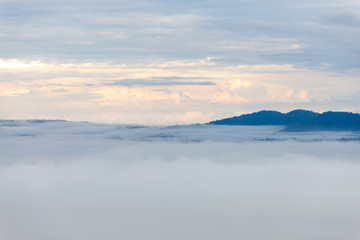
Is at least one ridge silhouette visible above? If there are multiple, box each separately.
[209,109,360,131]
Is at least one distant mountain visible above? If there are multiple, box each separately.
[208,110,360,131]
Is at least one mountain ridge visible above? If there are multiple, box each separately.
[208,109,360,131]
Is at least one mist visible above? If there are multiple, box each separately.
[1,121,360,240]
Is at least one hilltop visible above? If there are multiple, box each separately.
[208,110,360,131]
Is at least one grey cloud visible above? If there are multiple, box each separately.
[151,76,209,80]
[153,88,171,94]
[179,91,193,101]
[320,9,360,27]
[51,88,67,93]
[1,0,360,69]
[104,78,215,87]
[217,18,360,68]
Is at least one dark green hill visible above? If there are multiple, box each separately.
[209,110,360,131]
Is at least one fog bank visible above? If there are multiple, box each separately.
[1,121,360,240]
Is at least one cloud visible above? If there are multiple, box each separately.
[104,78,215,87]
[212,79,268,103]
[153,88,171,94]
[0,59,45,69]
[1,122,360,240]
[0,83,30,96]
[277,89,310,103]
[320,9,360,27]
[162,111,216,124]
[0,58,359,124]
[1,0,359,69]
[91,85,181,105]
[2,0,360,124]
[51,88,68,93]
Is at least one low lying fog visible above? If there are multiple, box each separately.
[1,121,360,240]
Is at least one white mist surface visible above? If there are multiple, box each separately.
[1,121,360,240]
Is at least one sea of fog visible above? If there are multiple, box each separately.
[1,120,360,240]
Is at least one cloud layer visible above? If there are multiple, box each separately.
[1,122,360,240]
[1,0,359,67]
[1,0,360,123]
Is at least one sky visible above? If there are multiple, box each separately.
[1,0,360,124]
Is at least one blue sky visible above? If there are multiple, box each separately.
[1,0,359,124]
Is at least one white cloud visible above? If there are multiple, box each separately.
[0,58,359,124]
[0,59,45,69]
[1,122,360,240]
[0,83,30,96]
[1,0,360,123]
